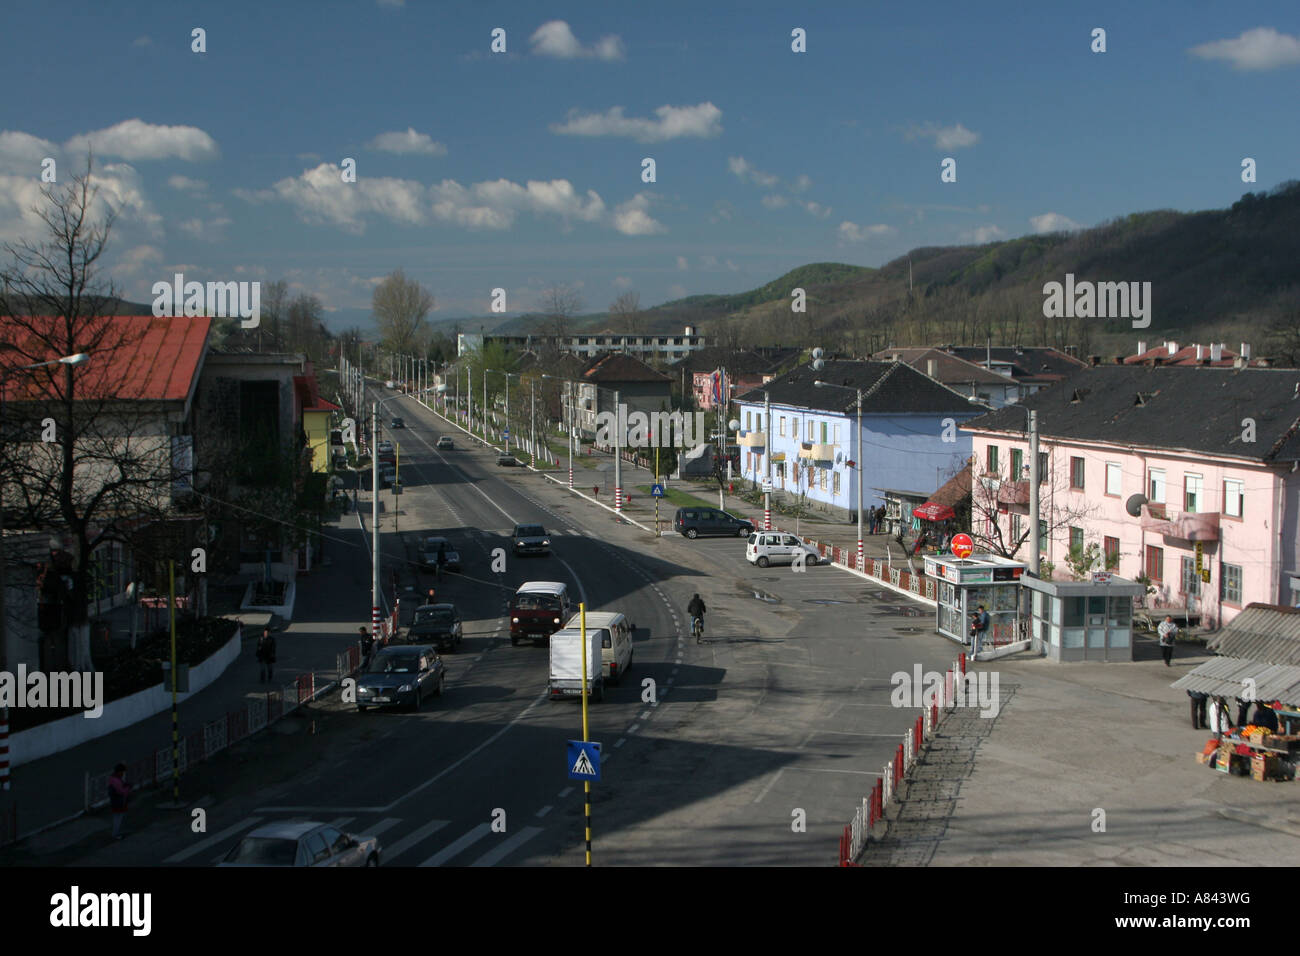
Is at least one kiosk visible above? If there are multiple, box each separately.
[1019,572,1144,662]
[924,554,1026,651]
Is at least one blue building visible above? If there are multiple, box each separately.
[733,360,981,521]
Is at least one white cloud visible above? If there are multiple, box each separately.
[800,200,831,218]
[905,121,980,150]
[700,255,718,269]
[367,127,447,156]
[530,20,625,60]
[551,102,722,142]
[838,221,894,242]
[177,216,231,240]
[761,194,788,209]
[65,119,218,162]
[1029,212,1081,233]
[246,163,428,233]
[0,130,59,163]
[725,260,739,272]
[115,244,163,275]
[728,156,778,188]
[612,192,666,235]
[167,175,208,193]
[1189,27,1300,70]
[612,276,632,289]
[709,201,734,224]
[676,256,688,271]
[962,224,1005,244]
[792,174,812,193]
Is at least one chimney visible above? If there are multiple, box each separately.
[1089,354,1101,367]
[1137,340,1147,356]
[1241,342,1252,361]
[1195,344,1204,362]
[926,358,936,378]
[1210,343,1224,362]
[684,325,695,337]
[1233,355,1246,369]
[1167,341,1178,356]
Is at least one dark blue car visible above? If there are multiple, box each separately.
[356,646,445,712]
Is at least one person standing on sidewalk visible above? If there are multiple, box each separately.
[108,763,131,840]
[257,627,276,682]
[1157,615,1178,666]
[1187,690,1208,729]
[359,626,372,665]
[971,604,990,658]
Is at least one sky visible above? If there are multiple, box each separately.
[1,0,1298,326]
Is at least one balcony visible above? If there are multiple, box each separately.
[737,430,766,449]
[996,479,1030,505]
[1139,504,1220,542]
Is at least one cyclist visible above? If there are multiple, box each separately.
[687,593,706,642]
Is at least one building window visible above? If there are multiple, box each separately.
[833,471,841,496]
[807,420,814,442]
[757,414,764,432]
[1105,462,1121,497]
[1070,457,1085,490]
[746,411,752,431]
[1037,520,1047,553]
[1011,513,1022,543]
[820,421,828,444]
[1184,473,1202,513]
[1069,526,1084,553]
[1104,536,1120,567]
[818,468,827,491]
[832,423,840,444]
[1148,468,1166,504]
[1038,451,1048,483]
[1011,448,1023,479]
[1145,545,1164,582]
[986,445,999,474]
[1222,564,1243,605]
[1180,555,1201,596]
[1222,478,1243,518]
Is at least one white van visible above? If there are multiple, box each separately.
[563,610,634,685]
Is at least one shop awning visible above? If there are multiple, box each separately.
[1171,656,1300,704]
[912,502,956,521]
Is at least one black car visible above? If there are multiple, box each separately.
[356,646,445,711]
[673,507,754,539]
[405,603,463,652]
[391,417,405,428]
[512,523,550,556]
[419,536,461,572]
[497,454,517,467]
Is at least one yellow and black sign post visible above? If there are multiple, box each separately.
[169,561,179,804]
[654,447,660,537]
[579,602,592,867]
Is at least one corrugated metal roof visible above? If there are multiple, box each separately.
[1171,656,1300,703]
[1206,604,1300,666]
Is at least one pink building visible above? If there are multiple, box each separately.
[964,366,1300,628]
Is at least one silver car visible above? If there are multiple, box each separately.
[746,531,821,568]
[219,821,381,867]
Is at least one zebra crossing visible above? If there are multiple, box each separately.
[164,812,551,867]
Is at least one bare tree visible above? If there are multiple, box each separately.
[541,282,583,340]
[260,279,289,351]
[608,290,641,335]
[373,269,434,354]
[969,451,1097,565]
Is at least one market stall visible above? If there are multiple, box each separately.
[924,553,1026,651]
[875,487,930,538]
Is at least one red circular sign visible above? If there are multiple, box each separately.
[951,533,974,559]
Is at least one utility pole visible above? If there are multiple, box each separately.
[530,379,537,468]
[372,402,381,641]
[764,390,771,531]
[567,381,574,489]
[483,368,488,442]
[1028,409,1040,576]
[505,374,511,454]
[614,388,623,514]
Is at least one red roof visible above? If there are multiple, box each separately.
[0,315,210,402]
[294,373,341,414]
[1122,343,1266,367]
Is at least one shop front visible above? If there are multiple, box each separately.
[1020,573,1144,662]
[924,554,1026,652]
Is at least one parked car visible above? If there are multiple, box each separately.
[562,610,634,685]
[510,581,571,645]
[405,603,462,653]
[356,645,445,711]
[385,380,397,389]
[746,531,820,567]
[219,822,380,867]
[673,507,753,539]
[390,417,405,429]
[420,536,461,572]
[512,523,550,556]
[497,454,517,467]
[437,436,454,450]
[377,440,394,455]
[379,464,396,488]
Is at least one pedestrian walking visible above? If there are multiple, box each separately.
[257,626,276,682]
[108,763,131,840]
[359,626,371,665]
[1187,690,1208,729]
[1157,615,1178,666]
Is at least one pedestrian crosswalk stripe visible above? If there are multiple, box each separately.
[418,823,492,866]
[165,816,262,863]
[327,816,355,830]
[383,819,450,860]
[364,817,403,839]
[470,826,542,867]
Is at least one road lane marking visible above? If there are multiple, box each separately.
[639,710,650,720]
[384,819,450,860]
[364,817,404,838]
[753,769,785,803]
[627,724,640,734]
[614,738,627,748]
[558,787,573,798]
[328,816,355,829]
[535,805,553,818]
[419,823,492,866]
[164,816,262,863]
[471,826,543,867]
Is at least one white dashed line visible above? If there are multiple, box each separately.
[535,805,553,818]
[627,724,640,734]
[639,710,650,720]
[614,738,627,748]
[558,787,573,798]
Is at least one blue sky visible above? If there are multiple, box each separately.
[1,0,1297,324]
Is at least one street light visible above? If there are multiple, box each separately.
[369,393,407,641]
[969,396,1040,576]
[814,379,864,571]
[0,351,91,792]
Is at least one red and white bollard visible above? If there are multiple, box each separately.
[0,706,9,791]
[764,507,771,530]
[568,466,573,489]
[857,538,864,572]
[615,486,623,513]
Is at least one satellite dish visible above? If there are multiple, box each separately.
[811,347,824,360]
[812,359,825,371]
[1125,493,1149,518]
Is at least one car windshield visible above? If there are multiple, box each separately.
[424,538,449,550]
[368,653,419,674]
[415,608,453,626]
[514,593,561,611]
[224,836,299,865]
[515,526,545,537]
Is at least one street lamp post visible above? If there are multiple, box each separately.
[613,388,622,514]
[815,380,864,571]
[764,390,772,530]
[541,373,576,488]
[0,352,91,793]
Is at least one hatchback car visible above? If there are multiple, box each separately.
[497,454,517,467]
[219,822,380,867]
[420,536,461,572]
[377,440,394,455]
[390,417,405,429]
[512,523,550,555]
[746,531,821,567]
[674,507,754,539]
[436,436,454,450]
[356,645,445,711]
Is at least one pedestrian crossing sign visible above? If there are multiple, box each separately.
[651,484,664,498]
[567,740,602,781]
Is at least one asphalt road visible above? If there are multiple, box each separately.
[32,389,968,867]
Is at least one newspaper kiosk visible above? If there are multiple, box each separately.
[924,553,1026,651]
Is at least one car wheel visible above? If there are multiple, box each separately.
[357,705,368,713]
[434,674,444,697]
[757,556,770,568]
[366,854,379,867]
[808,555,819,566]
[686,528,699,539]
[413,688,422,711]
[738,526,750,537]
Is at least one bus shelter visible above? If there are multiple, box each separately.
[924,553,1026,651]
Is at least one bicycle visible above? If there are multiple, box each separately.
[692,616,704,643]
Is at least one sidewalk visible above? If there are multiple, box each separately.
[2,507,378,843]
